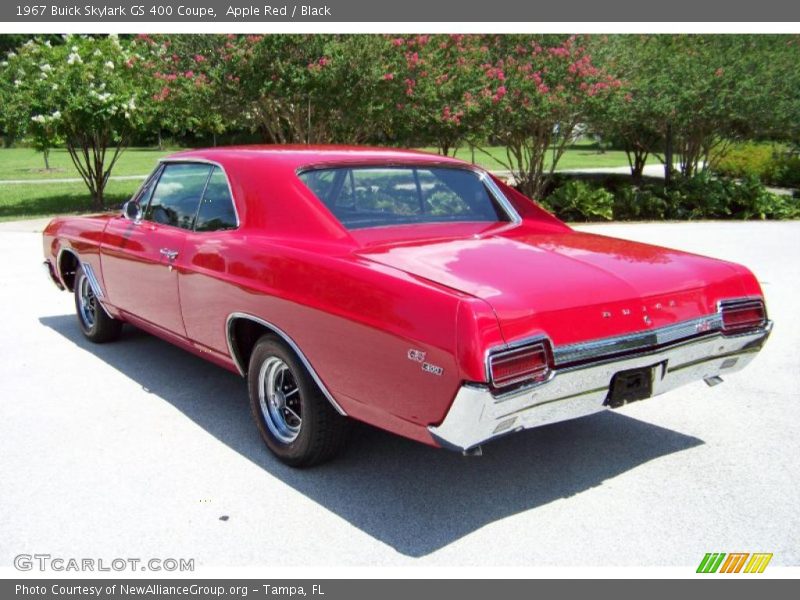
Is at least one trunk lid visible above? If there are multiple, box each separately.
[357,227,749,346]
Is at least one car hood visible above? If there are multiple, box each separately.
[357,229,753,345]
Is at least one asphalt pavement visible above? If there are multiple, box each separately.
[0,219,797,568]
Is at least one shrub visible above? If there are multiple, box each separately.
[714,142,776,180]
[769,153,800,188]
[546,172,800,221]
[715,142,800,188]
[542,180,614,221]
[613,185,670,220]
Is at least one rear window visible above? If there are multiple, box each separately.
[298,166,511,230]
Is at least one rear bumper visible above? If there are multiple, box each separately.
[429,323,772,452]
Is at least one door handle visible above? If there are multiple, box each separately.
[160,248,179,260]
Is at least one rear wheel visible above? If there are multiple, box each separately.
[248,336,350,467]
[74,264,122,343]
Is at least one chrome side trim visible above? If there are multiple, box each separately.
[225,312,347,416]
[554,314,724,366]
[56,248,116,319]
[81,263,105,299]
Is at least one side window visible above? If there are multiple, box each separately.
[144,163,212,230]
[133,167,161,208]
[194,167,238,232]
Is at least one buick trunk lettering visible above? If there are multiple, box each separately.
[41,146,772,467]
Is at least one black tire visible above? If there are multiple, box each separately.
[73,264,122,343]
[248,335,351,467]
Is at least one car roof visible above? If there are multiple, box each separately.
[164,145,469,171]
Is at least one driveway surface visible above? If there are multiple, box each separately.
[0,219,797,568]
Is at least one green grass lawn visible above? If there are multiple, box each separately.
[0,147,174,181]
[0,143,648,221]
[0,179,142,221]
[417,142,648,171]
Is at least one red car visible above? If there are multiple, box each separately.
[42,146,772,467]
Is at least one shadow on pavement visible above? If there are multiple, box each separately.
[41,314,704,557]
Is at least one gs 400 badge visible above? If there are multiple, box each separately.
[408,349,444,376]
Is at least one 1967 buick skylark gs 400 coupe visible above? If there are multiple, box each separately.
[42,146,772,466]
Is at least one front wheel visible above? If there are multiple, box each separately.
[74,264,122,343]
[248,336,350,467]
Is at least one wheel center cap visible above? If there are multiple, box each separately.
[271,390,286,409]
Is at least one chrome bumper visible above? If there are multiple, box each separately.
[429,323,772,452]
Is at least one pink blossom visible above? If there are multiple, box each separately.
[383,72,394,80]
[194,54,206,63]
[406,52,421,67]
[391,37,405,47]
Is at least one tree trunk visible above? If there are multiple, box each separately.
[664,122,673,187]
[157,129,163,151]
[43,148,50,170]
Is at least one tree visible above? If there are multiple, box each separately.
[382,34,486,155]
[591,35,797,183]
[586,36,666,183]
[132,34,247,146]
[477,35,621,198]
[2,35,142,207]
[234,34,337,144]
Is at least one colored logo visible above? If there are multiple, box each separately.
[696,552,773,574]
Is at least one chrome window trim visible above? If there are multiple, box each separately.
[295,163,522,227]
[156,158,242,231]
[225,312,347,416]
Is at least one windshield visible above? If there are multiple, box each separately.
[298,166,512,230]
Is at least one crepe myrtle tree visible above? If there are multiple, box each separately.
[584,35,666,183]
[232,34,335,144]
[4,35,142,208]
[382,34,487,155]
[477,35,621,199]
[132,34,247,146]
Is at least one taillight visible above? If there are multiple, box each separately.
[720,299,766,333]
[488,341,552,388]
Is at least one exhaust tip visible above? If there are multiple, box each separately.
[704,376,724,387]
[462,445,483,457]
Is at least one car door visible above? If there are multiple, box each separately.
[101,162,213,337]
[178,165,241,357]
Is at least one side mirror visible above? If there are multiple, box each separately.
[122,200,141,222]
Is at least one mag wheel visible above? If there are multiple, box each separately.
[73,265,122,343]
[248,336,350,467]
